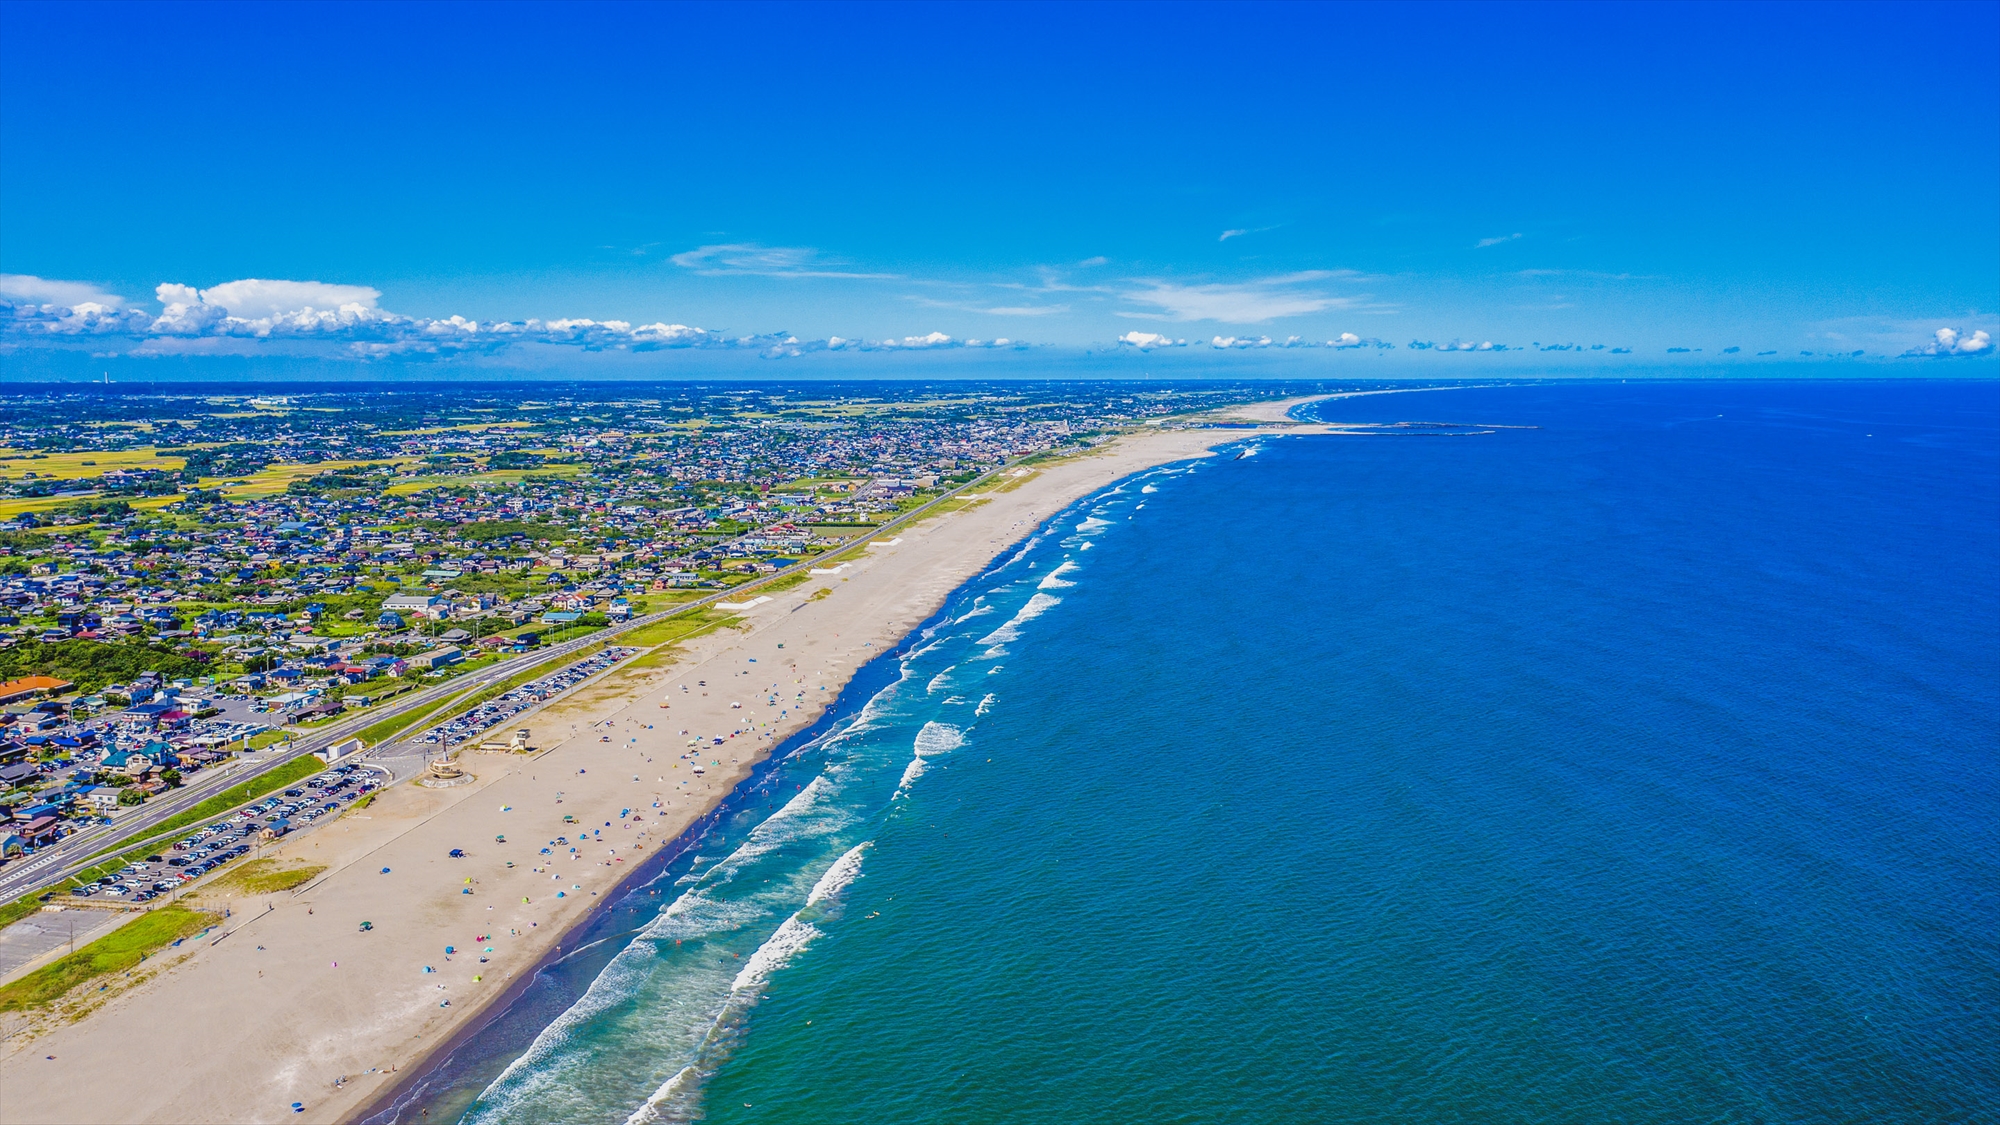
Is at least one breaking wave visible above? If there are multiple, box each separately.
[624,844,869,1124]
[457,478,1124,1125]
[976,592,1062,645]
[1038,559,1080,589]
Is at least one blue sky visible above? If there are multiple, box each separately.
[1,0,1995,378]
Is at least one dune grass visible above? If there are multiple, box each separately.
[0,905,219,1013]
[0,894,46,932]
[208,859,325,896]
[355,691,466,748]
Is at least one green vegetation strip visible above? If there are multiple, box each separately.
[0,905,220,1013]
[758,570,813,594]
[210,860,326,896]
[355,691,466,748]
[618,607,737,648]
[0,894,45,932]
[624,612,742,670]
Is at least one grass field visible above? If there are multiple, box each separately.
[207,859,325,896]
[758,570,813,594]
[209,459,402,499]
[0,894,46,932]
[0,447,187,481]
[382,462,584,496]
[0,492,189,520]
[614,609,741,671]
[0,905,219,1013]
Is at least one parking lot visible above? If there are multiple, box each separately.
[403,647,636,751]
[63,762,384,904]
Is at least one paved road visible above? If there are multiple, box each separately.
[0,462,1009,905]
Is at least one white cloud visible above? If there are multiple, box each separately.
[195,278,381,319]
[1116,331,1186,349]
[2,274,1025,360]
[0,274,127,308]
[908,295,1070,316]
[1076,256,1109,267]
[1118,272,1359,323]
[1210,335,1272,349]
[148,280,387,337]
[669,243,898,280]
[1476,233,1523,248]
[1902,327,1992,357]
[1219,224,1282,242]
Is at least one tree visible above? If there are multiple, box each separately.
[117,788,146,807]
[161,769,183,789]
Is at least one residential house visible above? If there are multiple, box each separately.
[405,646,463,672]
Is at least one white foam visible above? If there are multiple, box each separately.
[624,1066,697,1125]
[1141,484,1158,494]
[926,666,955,693]
[1074,515,1111,532]
[998,531,1048,570]
[894,755,927,795]
[914,720,964,756]
[728,913,820,993]
[807,842,867,907]
[975,693,996,716]
[1037,560,1080,590]
[832,663,918,740]
[975,592,1062,644]
[892,723,961,798]
[623,847,868,1124]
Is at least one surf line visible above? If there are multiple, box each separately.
[359,468,1155,1122]
[353,562,997,1125]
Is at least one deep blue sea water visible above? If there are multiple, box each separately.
[407,381,1998,1124]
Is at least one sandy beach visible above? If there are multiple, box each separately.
[0,417,1314,1125]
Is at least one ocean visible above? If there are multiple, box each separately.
[384,380,1999,1124]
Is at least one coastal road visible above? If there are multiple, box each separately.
[0,450,1047,905]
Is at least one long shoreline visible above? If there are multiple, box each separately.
[357,421,1306,1121]
[349,593,956,1122]
[348,416,1260,1119]
[0,409,1330,1125]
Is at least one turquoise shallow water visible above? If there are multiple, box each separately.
[405,380,1998,1124]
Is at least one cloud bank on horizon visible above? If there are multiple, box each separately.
[5,271,1989,367]
[0,273,1026,360]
